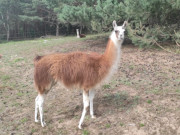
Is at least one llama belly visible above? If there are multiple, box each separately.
[62,73,100,90]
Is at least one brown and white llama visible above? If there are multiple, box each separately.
[34,20,127,129]
[76,29,86,38]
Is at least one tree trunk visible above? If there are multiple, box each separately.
[56,22,59,36]
[6,10,9,41]
[80,26,82,34]
[45,23,47,36]
[7,24,9,41]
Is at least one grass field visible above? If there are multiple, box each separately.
[0,34,180,135]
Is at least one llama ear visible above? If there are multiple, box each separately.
[122,21,128,29]
[113,20,117,30]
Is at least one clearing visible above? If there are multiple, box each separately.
[0,34,180,135]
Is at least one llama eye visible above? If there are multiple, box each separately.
[115,30,119,33]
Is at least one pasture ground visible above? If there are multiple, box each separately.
[0,34,180,135]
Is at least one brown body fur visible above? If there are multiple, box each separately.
[34,39,117,94]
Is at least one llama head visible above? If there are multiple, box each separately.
[112,20,127,41]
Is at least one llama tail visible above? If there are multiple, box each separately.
[34,55,43,64]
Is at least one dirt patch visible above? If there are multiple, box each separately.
[0,37,180,135]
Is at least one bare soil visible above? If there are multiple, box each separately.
[0,37,180,135]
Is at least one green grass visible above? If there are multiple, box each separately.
[119,78,132,86]
[175,78,180,83]
[82,130,90,135]
[103,91,140,109]
[0,36,75,57]
[20,118,28,123]
[85,116,90,120]
[17,92,24,97]
[0,74,12,88]
[31,128,37,133]
[1,75,11,82]
[12,103,21,107]
[59,119,64,123]
[102,79,120,90]
[146,88,161,95]
[58,128,67,135]
[120,122,124,127]
[139,123,145,127]
[129,64,135,70]
[176,89,180,93]
[147,100,152,104]
[13,58,24,63]
[103,84,111,89]
[105,123,111,128]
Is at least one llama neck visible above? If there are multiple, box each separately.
[98,35,122,83]
[103,32,122,65]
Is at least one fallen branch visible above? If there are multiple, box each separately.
[167,93,180,96]
[128,26,179,54]
[175,41,180,47]
[153,40,177,54]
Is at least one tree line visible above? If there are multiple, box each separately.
[0,0,179,47]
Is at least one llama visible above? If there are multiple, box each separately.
[34,20,127,129]
[76,29,86,38]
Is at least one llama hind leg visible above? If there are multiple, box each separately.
[38,94,46,127]
[78,90,89,129]
[89,90,96,118]
[35,95,39,122]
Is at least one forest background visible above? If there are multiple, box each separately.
[0,0,180,47]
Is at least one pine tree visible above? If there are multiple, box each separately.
[0,0,20,41]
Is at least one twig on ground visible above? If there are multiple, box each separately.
[175,41,180,47]
[153,40,177,54]
[167,93,180,96]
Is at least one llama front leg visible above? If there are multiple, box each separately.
[38,94,46,127]
[78,90,89,129]
[89,90,96,118]
[35,95,39,122]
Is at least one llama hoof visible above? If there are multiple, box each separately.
[41,121,46,127]
[78,125,82,129]
[91,115,96,119]
[35,119,39,123]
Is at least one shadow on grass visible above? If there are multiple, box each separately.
[55,91,140,120]
[94,92,140,116]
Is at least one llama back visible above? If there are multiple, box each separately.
[34,52,112,92]
[34,55,43,61]
[49,52,110,90]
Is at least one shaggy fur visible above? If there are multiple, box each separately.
[34,39,117,94]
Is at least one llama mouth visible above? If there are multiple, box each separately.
[118,38,124,41]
